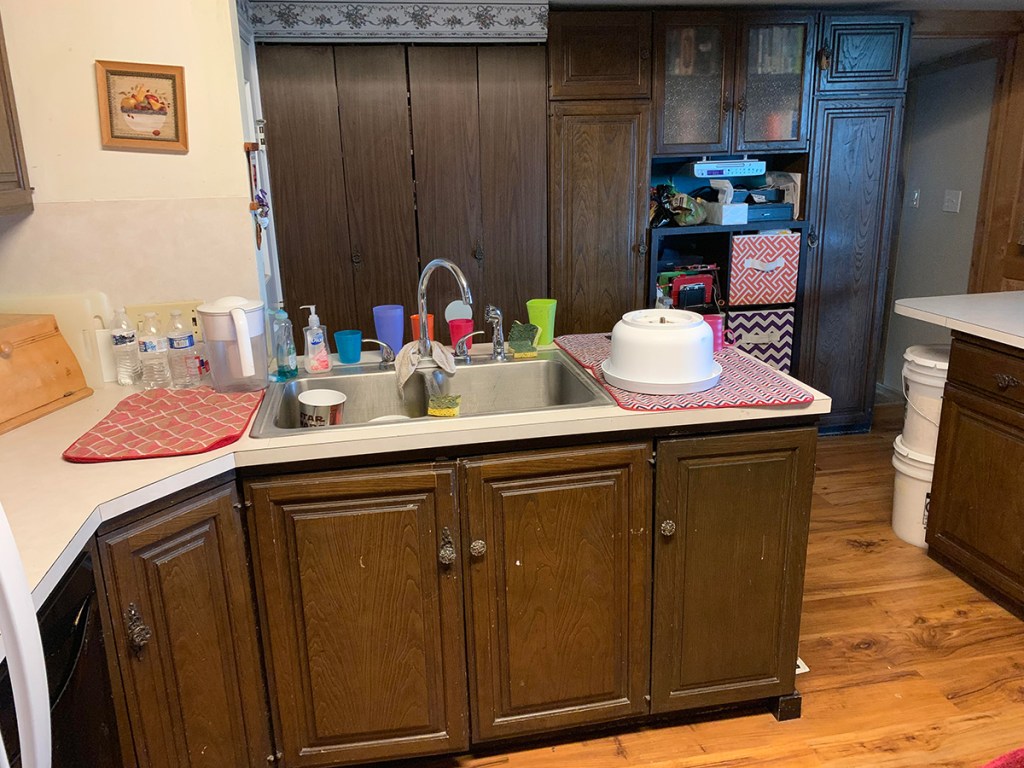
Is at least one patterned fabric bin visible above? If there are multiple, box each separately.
[728,232,800,305]
[727,308,795,374]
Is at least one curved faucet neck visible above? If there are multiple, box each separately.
[417,258,474,356]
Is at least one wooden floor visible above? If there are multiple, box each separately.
[445,425,1024,768]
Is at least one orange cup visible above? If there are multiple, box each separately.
[410,313,434,341]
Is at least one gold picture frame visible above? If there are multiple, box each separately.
[95,60,188,153]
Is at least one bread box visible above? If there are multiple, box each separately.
[0,313,92,435]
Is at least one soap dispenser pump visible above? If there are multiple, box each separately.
[300,304,331,373]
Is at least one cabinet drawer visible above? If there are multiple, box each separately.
[948,337,1024,410]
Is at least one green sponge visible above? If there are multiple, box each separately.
[428,394,461,417]
[508,322,540,359]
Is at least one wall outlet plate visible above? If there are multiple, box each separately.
[942,189,962,213]
[125,300,204,340]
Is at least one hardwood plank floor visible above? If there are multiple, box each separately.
[436,427,1024,767]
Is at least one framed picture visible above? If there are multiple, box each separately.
[95,60,188,153]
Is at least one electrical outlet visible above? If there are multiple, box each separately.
[125,300,205,340]
[942,189,962,213]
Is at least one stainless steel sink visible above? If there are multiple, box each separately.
[249,348,613,438]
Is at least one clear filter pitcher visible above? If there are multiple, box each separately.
[196,296,268,392]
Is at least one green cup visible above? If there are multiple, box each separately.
[526,299,557,346]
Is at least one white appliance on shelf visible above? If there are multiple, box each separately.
[0,501,50,768]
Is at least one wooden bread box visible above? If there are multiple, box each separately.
[0,313,93,435]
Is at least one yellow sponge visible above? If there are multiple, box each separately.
[428,394,461,417]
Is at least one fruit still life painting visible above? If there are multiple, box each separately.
[96,61,188,153]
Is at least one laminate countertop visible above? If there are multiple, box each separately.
[0,349,831,622]
[894,291,1024,349]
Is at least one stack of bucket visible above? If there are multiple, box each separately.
[891,344,951,548]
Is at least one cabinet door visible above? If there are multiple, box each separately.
[0,14,30,214]
[654,12,735,155]
[734,13,815,152]
[548,12,652,100]
[550,101,650,334]
[247,466,467,767]
[98,484,271,768]
[928,384,1024,611]
[800,96,904,431]
[461,444,652,741]
[651,429,816,714]
[816,15,910,93]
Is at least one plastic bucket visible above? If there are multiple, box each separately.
[891,434,935,548]
[901,344,950,456]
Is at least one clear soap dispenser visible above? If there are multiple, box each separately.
[300,304,331,373]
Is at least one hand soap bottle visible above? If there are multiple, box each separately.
[300,304,331,374]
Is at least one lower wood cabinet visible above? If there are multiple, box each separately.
[245,465,468,768]
[97,483,271,768]
[460,443,652,741]
[651,429,816,713]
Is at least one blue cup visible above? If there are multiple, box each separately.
[372,304,404,355]
[335,329,362,364]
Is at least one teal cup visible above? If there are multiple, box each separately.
[526,299,557,346]
[335,329,362,364]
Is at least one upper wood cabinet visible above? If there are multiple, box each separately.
[548,12,652,100]
[653,11,816,156]
[246,465,468,768]
[0,12,32,215]
[816,15,911,94]
[651,429,816,714]
[97,483,271,768]
[460,443,652,741]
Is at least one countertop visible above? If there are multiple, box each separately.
[0,350,831,619]
[894,291,1024,350]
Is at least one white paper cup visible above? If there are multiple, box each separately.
[298,389,346,428]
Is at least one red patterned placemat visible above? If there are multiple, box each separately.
[63,387,264,463]
[554,333,814,412]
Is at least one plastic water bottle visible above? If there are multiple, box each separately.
[138,312,172,389]
[167,310,200,388]
[110,307,141,386]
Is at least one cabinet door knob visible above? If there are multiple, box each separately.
[817,45,833,71]
[736,97,747,114]
[469,539,487,557]
[125,603,152,660]
[473,244,484,262]
[660,520,677,537]
[438,526,457,566]
[807,227,818,248]
[351,251,363,266]
[0,341,11,359]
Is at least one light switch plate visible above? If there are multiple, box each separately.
[942,189,962,213]
[910,189,920,208]
[125,300,204,340]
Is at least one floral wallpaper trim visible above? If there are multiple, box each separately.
[249,2,547,41]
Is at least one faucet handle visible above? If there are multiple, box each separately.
[454,331,486,362]
[363,338,396,370]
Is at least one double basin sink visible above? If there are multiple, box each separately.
[250,348,613,438]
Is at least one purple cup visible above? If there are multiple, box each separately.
[372,304,405,355]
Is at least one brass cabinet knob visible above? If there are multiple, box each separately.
[660,520,677,537]
[0,341,11,359]
[469,539,487,558]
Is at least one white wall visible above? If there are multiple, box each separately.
[881,55,998,391]
[0,0,259,308]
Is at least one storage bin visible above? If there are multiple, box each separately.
[901,344,950,456]
[728,232,800,305]
[727,307,795,373]
[892,434,934,548]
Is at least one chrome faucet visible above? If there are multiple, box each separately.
[485,305,506,361]
[417,258,473,358]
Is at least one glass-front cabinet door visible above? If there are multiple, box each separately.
[654,13,735,155]
[734,14,815,152]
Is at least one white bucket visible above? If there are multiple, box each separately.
[901,344,950,456]
[891,434,935,548]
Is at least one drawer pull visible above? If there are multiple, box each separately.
[126,603,152,660]
[994,373,1021,391]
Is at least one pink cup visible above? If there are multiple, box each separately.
[704,314,727,352]
[448,318,474,349]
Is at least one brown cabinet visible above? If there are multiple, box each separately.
[651,429,816,714]
[0,11,31,215]
[549,101,651,334]
[928,336,1024,617]
[653,12,815,156]
[246,465,468,767]
[460,444,652,741]
[816,15,910,94]
[548,12,652,100]
[97,483,270,768]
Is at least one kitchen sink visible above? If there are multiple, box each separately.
[249,348,613,438]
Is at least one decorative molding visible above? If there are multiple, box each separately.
[237,0,255,35]
[249,1,547,42]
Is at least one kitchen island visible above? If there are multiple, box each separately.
[1,348,830,767]
[894,292,1024,619]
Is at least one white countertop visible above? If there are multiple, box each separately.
[0,352,830,616]
[894,291,1024,350]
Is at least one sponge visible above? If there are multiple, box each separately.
[428,394,462,417]
[508,322,540,359]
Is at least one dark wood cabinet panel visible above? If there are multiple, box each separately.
[247,465,467,767]
[461,443,652,741]
[0,12,30,214]
[652,429,816,713]
[550,101,650,334]
[800,96,903,431]
[257,45,357,332]
[816,15,911,93]
[98,484,270,768]
[335,46,419,333]
[548,12,652,100]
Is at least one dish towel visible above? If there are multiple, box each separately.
[63,387,264,463]
[394,341,456,396]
